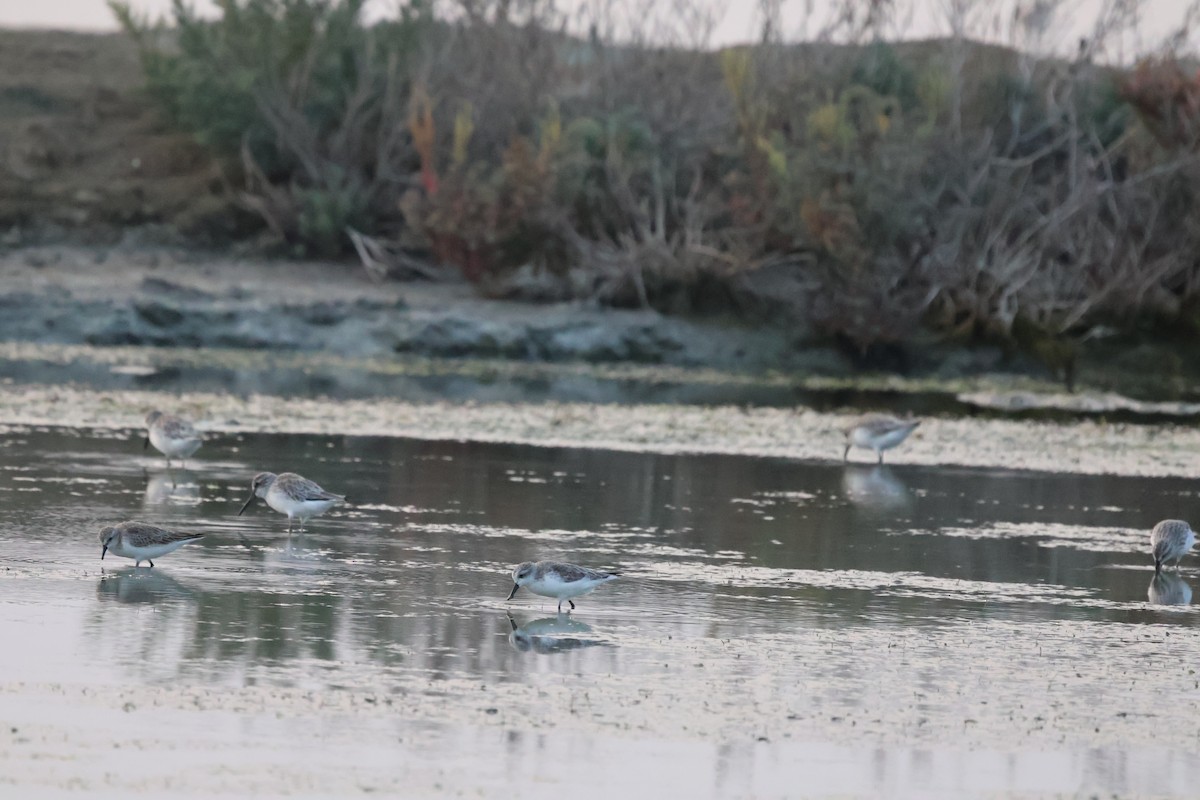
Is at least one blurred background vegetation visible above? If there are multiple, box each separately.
[105,0,1200,364]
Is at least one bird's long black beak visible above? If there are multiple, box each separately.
[101,544,108,560]
[506,583,520,601]
[238,493,256,516]
[143,437,150,450]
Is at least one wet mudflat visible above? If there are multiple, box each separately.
[1,426,1199,797]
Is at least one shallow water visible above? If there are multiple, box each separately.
[2,426,1200,797]
[0,344,1059,419]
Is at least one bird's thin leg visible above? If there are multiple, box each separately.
[149,559,155,568]
[557,599,563,613]
[843,444,851,462]
[568,600,575,610]
[877,452,883,465]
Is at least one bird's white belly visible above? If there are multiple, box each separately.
[856,427,910,451]
[266,491,336,520]
[149,429,201,458]
[851,428,876,448]
[112,540,190,560]
[527,576,603,599]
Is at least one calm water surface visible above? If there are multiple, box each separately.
[2,426,1199,797]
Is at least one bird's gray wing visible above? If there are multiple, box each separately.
[161,416,200,439]
[1152,520,1190,557]
[844,414,891,435]
[120,522,204,547]
[540,562,613,583]
[861,414,911,435]
[287,476,345,502]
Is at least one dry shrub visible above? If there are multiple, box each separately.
[112,0,1200,354]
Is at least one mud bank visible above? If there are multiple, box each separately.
[8,243,1200,404]
[0,244,819,368]
[0,243,1040,381]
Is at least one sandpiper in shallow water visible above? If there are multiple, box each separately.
[842,414,921,464]
[99,521,204,567]
[505,561,619,613]
[238,472,346,532]
[144,410,203,468]
[1150,519,1196,573]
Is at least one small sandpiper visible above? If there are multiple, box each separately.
[1151,519,1196,573]
[144,410,203,468]
[843,414,921,464]
[238,472,346,532]
[505,561,619,613]
[99,521,204,567]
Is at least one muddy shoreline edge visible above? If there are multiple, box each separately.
[1,382,1196,478]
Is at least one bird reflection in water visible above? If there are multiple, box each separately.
[142,469,201,507]
[96,568,197,605]
[841,464,912,512]
[1148,572,1193,606]
[507,613,610,655]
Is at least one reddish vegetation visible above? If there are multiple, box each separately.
[1119,57,1200,150]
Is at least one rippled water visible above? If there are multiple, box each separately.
[2,426,1200,796]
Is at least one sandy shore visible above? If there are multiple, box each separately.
[0,381,1196,478]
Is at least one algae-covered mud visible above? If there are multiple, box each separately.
[2,427,1200,796]
[1,376,1200,479]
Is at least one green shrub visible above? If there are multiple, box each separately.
[850,42,919,111]
[111,0,434,254]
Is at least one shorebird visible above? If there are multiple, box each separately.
[144,411,203,468]
[505,561,619,613]
[99,521,204,567]
[1151,519,1196,573]
[842,414,921,464]
[238,472,346,532]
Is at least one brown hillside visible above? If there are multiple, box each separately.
[0,29,240,242]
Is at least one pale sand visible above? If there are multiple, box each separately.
[0,382,1195,477]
